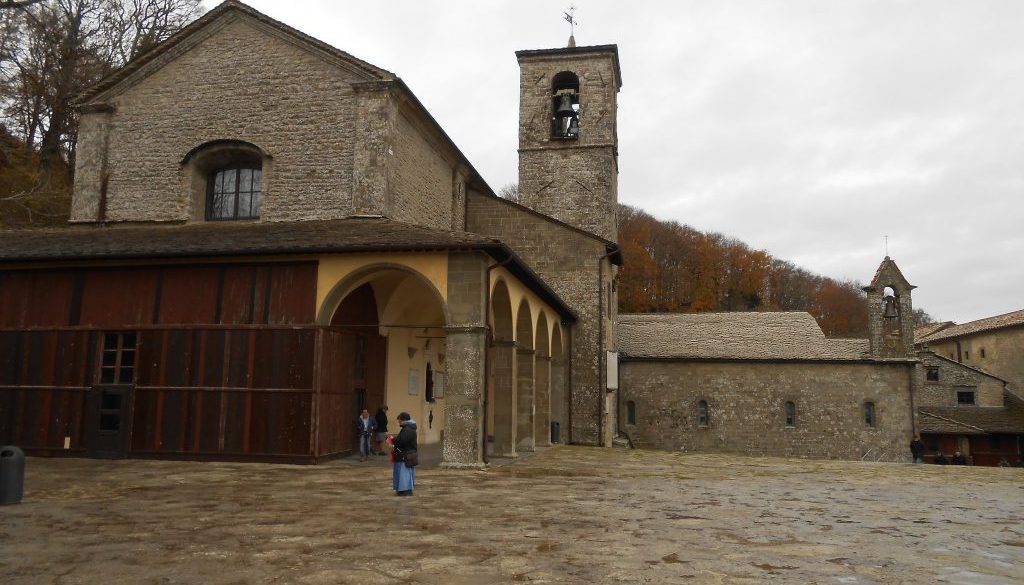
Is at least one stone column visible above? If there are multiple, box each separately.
[516,347,536,452]
[491,340,518,457]
[549,360,567,443]
[441,251,488,468]
[442,326,486,467]
[534,356,552,447]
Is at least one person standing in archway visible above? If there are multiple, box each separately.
[373,405,389,456]
[390,412,418,496]
[355,408,376,462]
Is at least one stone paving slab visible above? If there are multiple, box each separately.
[1,447,1022,584]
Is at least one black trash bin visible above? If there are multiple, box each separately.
[550,421,561,444]
[1,445,25,505]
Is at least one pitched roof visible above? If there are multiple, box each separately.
[916,309,1024,344]
[616,312,879,361]
[919,403,1024,435]
[77,0,393,105]
[0,218,577,322]
[914,321,954,341]
[863,256,915,291]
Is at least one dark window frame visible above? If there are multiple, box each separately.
[626,400,636,425]
[863,401,876,428]
[206,164,263,221]
[785,401,796,427]
[697,400,709,427]
[926,367,939,382]
[956,389,976,406]
[98,332,138,385]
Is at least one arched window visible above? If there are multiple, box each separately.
[626,400,636,425]
[785,401,796,427]
[551,71,580,139]
[182,140,268,221]
[863,401,876,428]
[697,400,709,427]
[207,165,262,220]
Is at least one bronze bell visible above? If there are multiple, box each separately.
[883,296,898,318]
[555,93,575,116]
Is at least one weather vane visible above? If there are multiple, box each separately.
[564,5,578,38]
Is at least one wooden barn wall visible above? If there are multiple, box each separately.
[0,261,321,461]
[131,327,315,459]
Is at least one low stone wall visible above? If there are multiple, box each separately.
[619,359,915,462]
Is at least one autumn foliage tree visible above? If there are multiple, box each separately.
[0,0,201,227]
[617,204,893,338]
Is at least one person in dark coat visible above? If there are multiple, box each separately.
[910,434,926,464]
[934,452,949,465]
[951,451,968,465]
[373,405,389,456]
[354,408,376,462]
[390,411,418,496]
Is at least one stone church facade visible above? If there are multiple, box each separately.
[0,1,621,465]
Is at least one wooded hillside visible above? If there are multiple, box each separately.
[617,204,932,338]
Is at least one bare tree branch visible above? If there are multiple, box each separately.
[0,1,47,10]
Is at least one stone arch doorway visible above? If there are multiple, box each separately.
[515,298,536,452]
[488,279,515,457]
[318,264,449,458]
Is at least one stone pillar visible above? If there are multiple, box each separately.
[442,326,486,467]
[516,347,536,452]
[491,340,518,457]
[534,356,552,447]
[441,251,488,468]
[549,360,567,442]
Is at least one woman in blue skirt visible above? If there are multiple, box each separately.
[391,412,417,496]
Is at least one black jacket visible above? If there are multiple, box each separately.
[910,440,925,458]
[393,420,418,461]
[374,409,388,434]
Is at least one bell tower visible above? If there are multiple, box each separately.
[515,44,621,242]
[863,256,916,358]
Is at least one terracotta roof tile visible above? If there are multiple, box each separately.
[917,309,1024,343]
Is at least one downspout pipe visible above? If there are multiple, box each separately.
[596,246,619,447]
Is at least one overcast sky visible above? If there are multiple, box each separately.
[232,0,1023,324]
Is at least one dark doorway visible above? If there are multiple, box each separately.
[86,332,137,458]
[86,386,132,458]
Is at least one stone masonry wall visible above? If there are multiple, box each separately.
[388,111,455,230]
[517,51,619,243]
[74,17,361,223]
[466,190,611,445]
[925,327,1024,393]
[619,360,915,462]
[915,352,1005,408]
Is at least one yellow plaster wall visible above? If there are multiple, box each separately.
[490,267,559,352]
[316,252,449,320]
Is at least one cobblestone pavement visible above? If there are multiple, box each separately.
[1,447,1022,584]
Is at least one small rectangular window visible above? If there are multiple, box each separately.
[626,400,636,425]
[698,400,709,427]
[956,390,976,405]
[926,367,939,382]
[864,402,876,428]
[980,348,986,358]
[785,401,796,427]
[964,351,969,360]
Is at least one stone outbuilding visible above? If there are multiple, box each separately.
[915,309,1024,393]
[616,311,916,461]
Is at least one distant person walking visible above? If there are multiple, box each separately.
[910,434,925,464]
[355,408,376,462]
[373,405,389,456]
[390,411,418,496]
